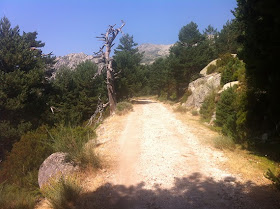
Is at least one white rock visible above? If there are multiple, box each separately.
[218,81,239,94]
[184,73,221,108]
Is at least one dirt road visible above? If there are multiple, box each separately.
[78,99,280,209]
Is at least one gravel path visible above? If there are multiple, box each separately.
[78,100,280,209]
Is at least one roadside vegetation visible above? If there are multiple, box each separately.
[115,101,134,115]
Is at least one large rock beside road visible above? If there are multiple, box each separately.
[184,73,221,109]
[38,152,78,188]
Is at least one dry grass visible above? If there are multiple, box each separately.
[174,105,188,113]
[41,175,83,209]
[213,135,236,150]
[170,103,279,185]
[115,102,133,115]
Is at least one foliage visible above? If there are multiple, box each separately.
[217,54,246,86]
[200,92,216,122]
[0,125,98,206]
[50,125,97,166]
[113,34,148,100]
[180,89,192,103]
[178,21,203,46]
[0,16,55,158]
[174,105,187,113]
[215,19,242,55]
[213,135,236,150]
[116,102,133,115]
[234,0,280,140]
[191,110,199,116]
[215,84,248,142]
[168,38,216,98]
[203,25,218,39]
[147,58,174,98]
[79,143,100,169]
[41,175,83,209]
[0,183,37,209]
[0,126,52,191]
[215,87,237,139]
[264,169,280,190]
[206,64,217,74]
[48,61,107,126]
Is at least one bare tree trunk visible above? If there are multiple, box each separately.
[93,21,125,115]
[106,57,117,113]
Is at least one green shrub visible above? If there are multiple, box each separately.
[41,175,83,209]
[214,85,248,142]
[158,91,168,102]
[0,126,53,190]
[79,143,100,169]
[116,102,133,115]
[206,64,217,74]
[174,105,187,113]
[217,54,246,86]
[50,126,97,167]
[200,92,216,122]
[235,87,248,140]
[264,169,280,190]
[216,53,235,68]
[169,92,177,101]
[213,135,236,150]
[191,110,199,116]
[221,67,234,85]
[0,182,37,209]
[180,89,192,103]
[215,87,237,138]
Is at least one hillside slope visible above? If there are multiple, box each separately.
[53,44,173,70]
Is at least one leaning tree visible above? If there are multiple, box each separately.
[93,21,125,115]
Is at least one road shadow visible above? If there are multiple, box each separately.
[76,172,280,209]
[131,99,155,105]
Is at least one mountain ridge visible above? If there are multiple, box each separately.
[54,43,173,69]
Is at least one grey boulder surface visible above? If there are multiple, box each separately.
[38,152,78,188]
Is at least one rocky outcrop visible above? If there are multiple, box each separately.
[199,54,237,77]
[54,43,173,70]
[38,152,78,188]
[184,73,221,109]
[138,43,173,65]
[54,52,100,70]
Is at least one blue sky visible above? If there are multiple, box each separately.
[0,0,237,56]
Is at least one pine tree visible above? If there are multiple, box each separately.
[113,34,145,99]
[0,17,55,157]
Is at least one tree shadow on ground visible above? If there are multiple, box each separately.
[131,99,155,105]
[76,172,280,209]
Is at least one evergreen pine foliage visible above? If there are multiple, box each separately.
[215,87,237,138]
[200,91,216,122]
[178,21,203,46]
[0,17,55,158]
[113,34,149,99]
[48,61,107,126]
[234,0,280,139]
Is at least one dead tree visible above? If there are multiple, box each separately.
[86,95,109,127]
[93,21,125,115]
